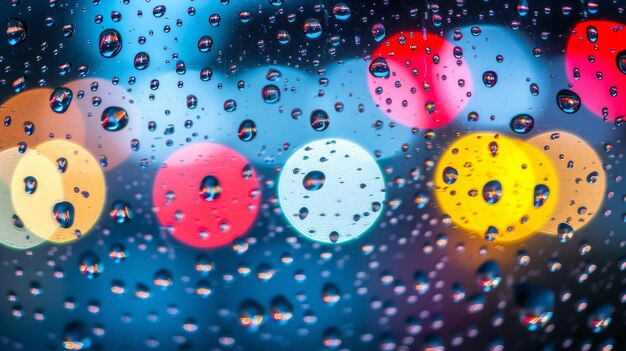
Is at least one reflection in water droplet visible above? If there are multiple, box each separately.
[333,3,352,21]
[617,50,626,74]
[588,304,614,333]
[310,109,330,131]
[303,171,325,191]
[533,184,550,208]
[510,114,534,134]
[586,171,599,184]
[6,19,27,46]
[369,58,390,78]
[482,180,502,204]
[99,29,122,58]
[557,222,574,243]
[23,176,37,194]
[514,283,554,331]
[50,87,73,113]
[238,119,257,141]
[488,141,498,157]
[199,175,222,201]
[109,200,133,223]
[442,166,458,184]
[482,70,498,87]
[238,299,265,331]
[270,295,293,324]
[298,207,308,220]
[101,106,129,131]
[79,252,102,279]
[556,89,581,114]
[586,25,598,43]
[476,260,501,292]
[261,84,280,103]
[303,18,323,39]
[484,226,499,242]
[53,201,74,228]
[322,283,341,306]
[133,52,150,70]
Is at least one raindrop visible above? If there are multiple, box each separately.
[50,87,73,113]
[482,180,502,204]
[509,114,534,134]
[261,84,280,103]
[482,71,498,87]
[533,184,550,207]
[303,171,325,191]
[514,283,554,331]
[303,18,323,39]
[23,176,37,194]
[369,58,390,78]
[442,166,458,184]
[109,200,133,223]
[556,89,581,114]
[310,109,330,131]
[99,29,122,58]
[199,175,222,201]
[476,260,501,292]
[53,201,74,228]
[6,19,27,46]
[238,119,257,141]
[101,106,129,131]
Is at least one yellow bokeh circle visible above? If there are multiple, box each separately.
[434,133,559,244]
[11,140,106,243]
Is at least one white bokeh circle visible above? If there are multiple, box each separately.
[278,138,385,244]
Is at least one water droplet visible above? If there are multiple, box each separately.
[476,260,501,292]
[238,119,256,141]
[238,299,265,331]
[261,84,280,103]
[333,3,351,20]
[482,180,502,204]
[556,89,581,114]
[617,50,626,74]
[53,201,74,228]
[270,295,293,324]
[101,106,129,131]
[442,166,458,184]
[303,18,323,39]
[371,22,386,42]
[509,114,534,134]
[557,222,574,243]
[484,226,499,242]
[109,200,133,223]
[310,109,330,131]
[99,29,122,58]
[23,176,37,194]
[133,52,150,70]
[322,283,341,306]
[199,175,222,201]
[488,141,498,157]
[79,252,102,279]
[303,171,325,191]
[482,71,498,87]
[586,25,598,43]
[586,171,599,184]
[298,207,309,220]
[50,87,73,113]
[533,184,550,208]
[514,283,554,331]
[197,35,214,53]
[588,304,613,333]
[153,269,173,290]
[369,58,390,78]
[6,19,27,46]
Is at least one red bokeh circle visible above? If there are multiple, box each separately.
[152,142,261,248]
[367,31,472,129]
[565,20,626,122]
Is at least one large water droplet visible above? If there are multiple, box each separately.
[310,109,330,131]
[322,283,341,306]
[509,114,534,134]
[238,119,257,141]
[588,304,614,333]
[261,84,280,103]
[586,171,599,184]
[199,175,222,201]
[586,25,598,43]
[557,222,574,243]
[302,18,323,39]
[482,180,502,204]
[442,166,458,185]
[617,50,626,74]
[50,87,73,113]
[556,89,581,114]
[533,184,550,208]
[133,52,150,70]
[23,176,37,194]
[238,299,265,331]
[109,200,133,223]
[53,201,75,229]
[101,106,129,131]
[482,70,498,87]
[333,3,352,21]
[476,260,501,292]
[79,251,102,279]
[303,171,325,191]
[99,29,122,58]
[6,19,27,46]
[369,58,390,78]
[514,283,554,331]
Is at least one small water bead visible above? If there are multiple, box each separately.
[322,283,341,306]
[509,114,534,134]
[303,18,323,39]
[482,180,502,204]
[371,22,386,42]
[153,269,173,290]
[50,87,73,113]
[530,83,539,96]
[261,84,280,103]
[556,89,581,114]
[152,5,166,18]
[238,299,265,331]
[23,176,37,194]
[197,35,213,53]
[99,29,122,58]
[199,175,221,201]
[484,226,499,242]
[277,30,291,44]
[586,25,598,43]
[109,200,133,223]
[56,158,68,173]
[6,18,27,46]
[108,243,128,262]
[53,201,74,228]
[557,222,574,243]
[223,99,237,112]
[482,71,498,87]
[238,119,256,141]
[101,106,129,131]
[586,171,599,184]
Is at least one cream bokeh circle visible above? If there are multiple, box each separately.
[0,148,47,249]
[11,140,106,243]
[528,132,606,235]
